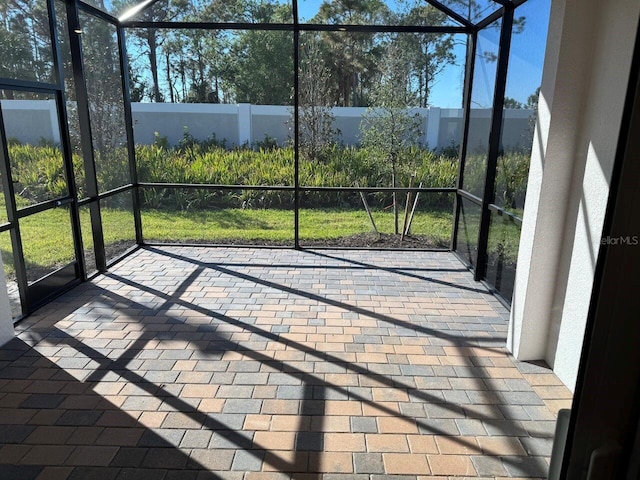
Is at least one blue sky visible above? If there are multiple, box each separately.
[296,0,552,108]
[430,0,552,108]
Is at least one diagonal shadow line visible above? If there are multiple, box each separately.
[84,274,540,467]
[116,248,548,473]
[143,247,505,349]
[46,267,317,472]
[12,335,230,480]
[104,271,504,412]
[301,248,490,294]
[96,273,535,454]
[69,264,324,474]
[84,267,207,385]
[49,285,507,461]
[36,327,302,473]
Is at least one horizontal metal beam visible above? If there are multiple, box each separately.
[77,196,97,207]
[143,241,292,249]
[76,184,134,206]
[142,241,450,253]
[139,183,457,194]
[305,246,451,253]
[300,23,468,34]
[140,182,292,191]
[98,184,135,199]
[0,79,60,93]
[122,20,469,34]
[301,186,456,193]
[121,21,294,30]
[15,197,74,218]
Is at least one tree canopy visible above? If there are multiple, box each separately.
[121,0,463,107]
[0,0,532,111]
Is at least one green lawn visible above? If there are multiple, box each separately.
[0,206,455,280]
[141,207,453,245]
[0,203,526,284]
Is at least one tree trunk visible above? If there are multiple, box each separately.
[147,29,161,102]
[180,62,186,101]
[197,51,206,102]
[423,50,430,108]
[165,50,174,103]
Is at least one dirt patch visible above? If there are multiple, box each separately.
[301,233,448,249]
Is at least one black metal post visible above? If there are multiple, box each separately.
[451,31,477,252]
[117,26,144,245]
[0,106,29,315]
[66,0,107,272]
[293,0,300,249]
[49,0,86,281]
[474,5,514,281]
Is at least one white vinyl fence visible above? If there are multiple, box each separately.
[1,100,535,152]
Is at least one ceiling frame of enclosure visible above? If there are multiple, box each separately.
[75,0,518,32]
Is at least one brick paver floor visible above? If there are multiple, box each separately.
[0,247,572,479]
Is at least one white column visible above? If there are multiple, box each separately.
[426,107,441,150]
[0,255,14,346]
[237,103,252,146]
[508,0,640,390]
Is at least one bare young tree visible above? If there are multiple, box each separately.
[297,35,338,161]
[361,41,423,234]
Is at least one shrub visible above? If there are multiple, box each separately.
[7,139,529,214]
[7,143,85,202]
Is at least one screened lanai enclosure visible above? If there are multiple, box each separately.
[0,0,549,318]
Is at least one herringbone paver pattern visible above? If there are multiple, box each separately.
[0,247,571,479]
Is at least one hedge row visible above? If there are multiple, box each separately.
[6,141,529,211]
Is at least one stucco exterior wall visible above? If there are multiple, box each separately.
[508,0,640,390]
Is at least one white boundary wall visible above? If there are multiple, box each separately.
[1,101,534,152]
[1,99,60,145]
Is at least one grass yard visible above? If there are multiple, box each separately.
[141,207,454,245]
[0,203,522,284]
[0,206,455,280]
[0,206,138,282]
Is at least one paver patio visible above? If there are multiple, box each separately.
[0,246,572,479]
